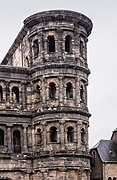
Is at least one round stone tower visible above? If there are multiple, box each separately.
[24,10,93,179]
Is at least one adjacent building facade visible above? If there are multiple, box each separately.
[90,129,117,180]
[0,10,92,179]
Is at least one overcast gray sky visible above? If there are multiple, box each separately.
[0,0,117,148]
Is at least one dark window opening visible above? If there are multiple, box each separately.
[66,82,73,98]
[37,128,42,145]
[13,130,21,153]
[80,85,84,101]
[80,40,83,56]
[81,128,85,143]
[0,129,4,145]
[67,126,74,143]
[33,39,39,56]
[50,127,57,143]
[113,178,116,180]
[108,178,112,180]
[65,35,72,53]
[36,85,40,99]
[49,82,56,99]
[0,86,3,102]
[48,35,55,52]
[12,86,19,103]
[25,56,29,67]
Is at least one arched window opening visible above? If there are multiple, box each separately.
[66,82,73,98]
[67,126,74,143]
[80,40,83,56]
[49,82,56,100]
[0,86,3,102]
[33,39,39,56]
[24,56,29,67]
[0,129,4,145]
[13,130,21,153]
[37,128,42,145]
[108,178,112,180]
[80,85,84,101]
[50,127,57,143]
[81,128,85,143]
[65,35,72,53]
[48,35,55,52]
[36,85,40,100]
[113,178,116,180]
[12,86,19,103]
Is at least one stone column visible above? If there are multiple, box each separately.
[77,122,81,149]
[40,28,45,62]
[21,81,27,109]
[28,37,33,66]
[75,77,80,106]
[42,170,48,180]
[6,81,11,108]
[25,174,30,180]
[60,120,65,150]
[41,78,47,107]
[42,122,47,150]
[7,125,12,153]
[23,125,28,153]
[57,28,63,60]
[59,76,64,107]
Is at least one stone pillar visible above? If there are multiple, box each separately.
[28,37,33,66]
[75,77,80,106]
[21,81,27,109]
[77,122,81,149]
[42,122,47,150]
[60,121,65,150]
[41,78,47,107]
[7,125,12,153]
[57,28,63,60]
[87,171,90,180]
[23,125,28,153]
[59,76,64,107]
[74,30,79,60]
[25,174,30,180]
[6,81,10,107]
[42,170,48,180]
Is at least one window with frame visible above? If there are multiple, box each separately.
[33,39,39,56]
[49,82,56,100]
[67,126,74,143]
[50,126,57,143]
[13,130,21,153]
[81,128,85,143]
[0,129,4,145]
[12,86,19,103]
[65,35,72,53]
[48,35,55,52]
[0,86,3,102]
[66,82,73,99]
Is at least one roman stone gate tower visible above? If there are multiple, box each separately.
[0,10,92,180]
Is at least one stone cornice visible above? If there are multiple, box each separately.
[24,10,93,36]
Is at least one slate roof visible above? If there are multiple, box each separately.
[91,140,117,162]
